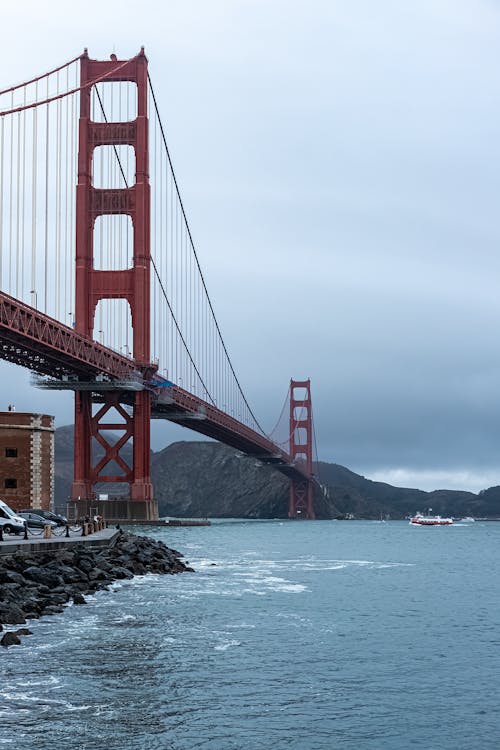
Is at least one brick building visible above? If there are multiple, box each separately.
[0,409,55,512]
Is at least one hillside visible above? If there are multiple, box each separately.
[315,462,480,518]
[54,427,500,519]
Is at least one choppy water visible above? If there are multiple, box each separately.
[1,519,500,749]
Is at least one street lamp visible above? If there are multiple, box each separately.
[30,290,37,309]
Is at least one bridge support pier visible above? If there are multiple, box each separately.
[69,497,158,523]
[289,379,315,519]
[70,389,158,520]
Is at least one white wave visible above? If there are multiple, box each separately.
[342,559,374,565]
[276,612,311,623]
[15,676,60,688]
[126,572,159,585]
[233,573,287,582]
[268,583,307,593]
[214,639,241,651]
[107,581,124,591]
[213,557,415,575]
[0,692,91,713]
[112,614,137,624]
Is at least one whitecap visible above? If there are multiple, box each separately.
[267,582,307,593]
[214,639,241,651]
[343,559,374,566]
[229,622,256,629]
[16,676,60,688]
[233,573,287,583]
[64,704,93,712]
[112,614,137,624]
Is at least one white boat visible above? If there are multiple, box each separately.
[409,510,453,526]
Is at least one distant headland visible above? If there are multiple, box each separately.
[54,426,500,521]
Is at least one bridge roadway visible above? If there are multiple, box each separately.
[0,292,310,484]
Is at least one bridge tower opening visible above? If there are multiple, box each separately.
[70,49,158,520]
[289,379,315,519]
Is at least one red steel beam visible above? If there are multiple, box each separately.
[0,291,135,380]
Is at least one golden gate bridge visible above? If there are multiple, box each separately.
[0,48,318,520]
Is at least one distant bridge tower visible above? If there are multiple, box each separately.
[289,379,315,519]
[70,49,158,520]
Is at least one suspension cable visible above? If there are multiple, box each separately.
[93,86,216,404]
[0,54,81,96]
[312,411,321,483]
[147,73,266,434]
[0,57,137,117]
[150,257,216,403]
[267,383,291,438]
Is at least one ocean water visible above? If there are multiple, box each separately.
[1,519,500,749]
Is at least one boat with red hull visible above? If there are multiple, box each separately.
[410,512,453,526]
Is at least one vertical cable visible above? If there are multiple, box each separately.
[0,115,4,289]
[15,109,21,298]
[8,93,12,295]
[152,92,157,360]
[64,66,69,323]
[69,64,77,324]
[44,83,50,312]
[31,82,38,301]
[55,70,61,319]
[20,87,27,302]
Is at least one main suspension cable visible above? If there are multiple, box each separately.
[0,54,81,96]
[267,384,291,438]
[0,56,137,117]
[147,73,266,435]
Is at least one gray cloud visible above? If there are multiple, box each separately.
[1,1,500,491]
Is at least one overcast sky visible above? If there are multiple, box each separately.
[2,0,500,492]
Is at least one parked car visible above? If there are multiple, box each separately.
[0,499,26,535]
[20,509,67,526]
[18,512,57,529]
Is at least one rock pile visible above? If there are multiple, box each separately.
[0,531,193,646]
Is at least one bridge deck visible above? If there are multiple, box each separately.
[0,294,312,485]
[152,385,309,482]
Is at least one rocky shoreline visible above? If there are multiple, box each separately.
[0,531,194,646]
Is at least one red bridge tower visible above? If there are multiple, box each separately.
[289,379,315,519]
[70,50,157,520]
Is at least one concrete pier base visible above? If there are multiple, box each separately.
[68,498,159,523]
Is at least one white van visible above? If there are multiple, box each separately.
[0,499,26,535]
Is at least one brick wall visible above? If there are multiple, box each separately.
[0,412,55,512]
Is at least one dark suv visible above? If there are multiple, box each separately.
[20,509,68,526]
